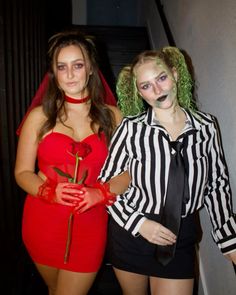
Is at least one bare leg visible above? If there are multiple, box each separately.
[113,267,149,295]
[35,263,58,295]
[55,269,97,295]
[150,277,194,295]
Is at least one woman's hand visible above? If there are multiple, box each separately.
[54,182,84,206]
[139,219,177,246]
[37,179,83,206]
[225,251,236,265]
[74,186,105,213]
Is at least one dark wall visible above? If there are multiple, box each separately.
[87,0,143,26]
[45,0,72,38]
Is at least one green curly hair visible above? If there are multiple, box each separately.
[116,47,197,116]
[116,66,145,116]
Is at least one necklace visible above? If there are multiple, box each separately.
[64,95,90,104]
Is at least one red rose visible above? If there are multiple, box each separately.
[70,142,92,159]
[53,141,92,184]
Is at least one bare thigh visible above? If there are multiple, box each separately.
[35,263,97,295]
[150,277,194,295]
[55,269,97,295]
[113,267,149,295]
[35,263,58,295]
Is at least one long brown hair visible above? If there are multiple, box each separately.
[38,30,116,143]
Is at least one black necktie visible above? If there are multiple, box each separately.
[156,139,188,266]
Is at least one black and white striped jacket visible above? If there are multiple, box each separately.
[99,107,236,254]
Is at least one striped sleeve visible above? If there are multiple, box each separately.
[203,116,236,253]
[99,118,130,181]
[99,118,147,235]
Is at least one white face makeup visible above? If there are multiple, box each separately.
[55,45,91,98]
[135,59,177,110]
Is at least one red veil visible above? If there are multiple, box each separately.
[16,71,117,135]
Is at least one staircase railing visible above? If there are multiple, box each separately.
[155,0,176,46]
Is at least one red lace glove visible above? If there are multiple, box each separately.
[37,178,84,205]
[37,179,57,203]
[75,182,116,213]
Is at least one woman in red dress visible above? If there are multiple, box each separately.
[15,30,128,295]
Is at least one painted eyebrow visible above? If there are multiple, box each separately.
[138,70,166,86]
[57,58,85,64]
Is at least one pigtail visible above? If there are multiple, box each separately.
[116,66,145,116]
[161,47,197,113]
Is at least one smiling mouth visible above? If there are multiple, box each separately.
[156,95,167,102]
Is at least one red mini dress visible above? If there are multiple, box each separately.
[22,132,109,272]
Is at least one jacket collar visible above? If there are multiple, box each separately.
[141,107,214,131]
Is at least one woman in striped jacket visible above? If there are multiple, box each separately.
[99,47,236,295]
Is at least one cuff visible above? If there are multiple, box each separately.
[124,212,147,237]
[211,214,236,254]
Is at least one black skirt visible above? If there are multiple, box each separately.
[107,213,198,279]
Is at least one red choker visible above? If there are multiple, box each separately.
[64,95,90,104]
